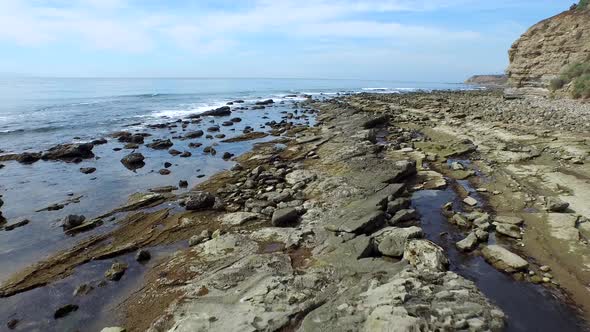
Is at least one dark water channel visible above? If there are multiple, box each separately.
[412,184,587,331]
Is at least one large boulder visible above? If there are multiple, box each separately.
[147,139,173,150]
[120,153,145,170]
[185,191,216,211]
[271,208,299,227]
[42,143,94,161]
[372,226,423,257]
[481,245,528,272]
[62,215,86,230]
[201,106,231,117]
[403,239,449,272]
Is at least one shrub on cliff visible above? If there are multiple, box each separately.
[554,60,590,98]
[579,0,589,9]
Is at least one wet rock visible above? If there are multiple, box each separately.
[222,121,234,126]
[403,239,449,272]
[230,117,242,122]
[168,149,182,156]
[185,191,216,211]
[494,222,522,239]
[456,232,479,251]
[222,152,233,160]
[180,151,192,158]
[159,169,171,175]
[16,152,42,164]
[42,143,94,161]
[362,114,389,129]
[450,161,465,170]
[185,130,204,139]
[179,180,188,188]
[6,319,18,329]
[120,153,145,170]
[373,226,423,257]
[271,208,299,227]
[149,186,177,193]
[80,167,96,174]
[54,304,78,319]
[481,245,528,272]
[164,162,172,168]
[201,106,231,117]
[389,209,418,225]
[255,99,274,105]
[147,139,173,150]
[546,197,569,212]
[73,283,94,296]
[91,138,108,145]
[62,215,86,231]
[4,218,30,231]
[207,126,220,132]
[105,262,128,281]
[188,142,202,148]
[135,249,151,262]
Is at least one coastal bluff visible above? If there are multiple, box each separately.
[506,5,590,97]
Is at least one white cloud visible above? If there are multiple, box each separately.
[0,0,483,54]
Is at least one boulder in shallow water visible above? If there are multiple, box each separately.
[147,139,173,150]
[105,262,128,281]
[481,245,528,272]
[54,304,78,319]
[120,153,145,170]
[42,143,94,161]
[201,106,231,117]
[16,152,42,164]
[62,215,86,230]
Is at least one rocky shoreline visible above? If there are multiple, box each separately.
[2,90,590,331]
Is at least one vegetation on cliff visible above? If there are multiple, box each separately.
[578,0,589,9]
[550,60,590,99]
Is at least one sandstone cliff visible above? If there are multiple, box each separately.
[506,7,590,96]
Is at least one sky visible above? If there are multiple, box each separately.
[0,0,574,81]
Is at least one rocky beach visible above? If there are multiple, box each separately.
[1,87,590,331]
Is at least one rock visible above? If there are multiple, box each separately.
[185,191,216,211]
[73,283,93,296]
[546,197,569,212]
[481,245,528,272]
[54,304,78,319]
[185,130,204,139]
[4,218,30,231]
[255,99,274,105]
[222,152,234,160]
[105,262,128,281]
[450,161,465,170]
[271,208,299,227]
[285,170,316,185]
[403,239,449,272]
[206,126,220,132]
[135,249,151,262]
[91,138,108,145]
[6,319,18,329]
[164,162,172,168]
[201,106,231,116]
[149,186,177,193]
[451,214,471,227]
[389,209,418,225]
[189,230,211,246]
[373,226,423,257]
[220,212,259,226]
[42,143,94,161]
[168,149,182,156]
[386,197,411,214]
[147,139,173,150]
[456,232,479,251]
[494,216,524,225]
[100,328,126,332]
[16,152,42,164]
[159,169,171,175]
[463,196,478,206]
[80,167,96,174]
[179,180,188,188]
[120,153,145,170]
[180,151,192,158]
[494,222,522,239]
[475,228,489,241]
[62,215,86,230]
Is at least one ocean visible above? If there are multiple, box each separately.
[0,77,468,152]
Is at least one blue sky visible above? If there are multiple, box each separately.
[0,0,573,81]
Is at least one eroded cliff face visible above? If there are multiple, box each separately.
[506,8,590,96]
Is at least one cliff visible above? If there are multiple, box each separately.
[465,75,507,86]
[506,7,590,96]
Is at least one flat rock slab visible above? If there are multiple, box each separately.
[373,226,423,257]
[325,183,405,234]
[481,245,528,272]
[494,216,524,225]
[546,213,579,241]
[220,212,260,226]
